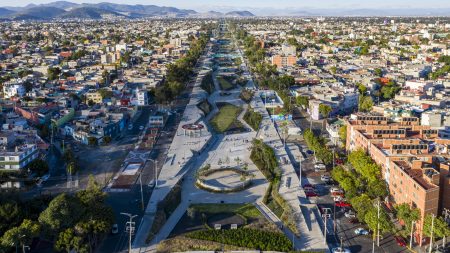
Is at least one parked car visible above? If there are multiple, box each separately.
[305,191,318,197]
[330,187,344,194]
[306,150,314,155]
[348,218,360,224]
[335,201,352,207]
[334,196,345,202]
[314,163,326,172]
[332,247,351,253]
[335,158,344,165]
[139,125,144,130]
[345,210,356,218]
[128,124,133,130]
[303,183,315,190]
[394,236,407,247]
[320,174,331,182]
[354,228,369,235]
[111,224,119,234]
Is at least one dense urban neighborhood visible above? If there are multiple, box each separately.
[0,1,449,253]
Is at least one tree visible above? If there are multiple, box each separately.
[338,125,347,145]
[350,194,372,222]
[47,67,61,81]
[374,68,383,77]
[0,200,22,235]
[26,159,49,176]
[1,219,40,249]
[423,214,450,240]
[98,88,113,99]
[296,96,309,108]
[367,180,388,199]
[55,228,88,253]
[38,193,83,234]
[359,96,373,112]
[357,83,367,95]
[364,205,393,237]
[380,84,400,99]
[319,104,332,119]
[88,137,98,146]
[395,203,420,234]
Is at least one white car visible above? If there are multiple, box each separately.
[334,196,345,202]
[345,211,356,218]
[320,174,330,182]
[314,163,327,172]
[354,227,369,235]
[332,247,351,253]
[330,187,344,194]
[139,125,144,130]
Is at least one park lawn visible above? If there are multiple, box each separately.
[190,203,262,219]
[210,104,242,133]
[217,76,235,90]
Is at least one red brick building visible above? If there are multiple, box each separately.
[345,114,450,245]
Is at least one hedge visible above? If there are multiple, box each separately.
[186,228,292,251]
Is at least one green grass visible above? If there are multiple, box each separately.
[190,203,262,219]
[217,76,235,90]
[210,104,242,133]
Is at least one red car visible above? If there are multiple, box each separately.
[335,201,352,207]
[394,236,406,247]
[305,191,318,197]
[335,158,343,165]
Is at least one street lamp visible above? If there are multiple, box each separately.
[120,212,138,253]
[148,158,158,188]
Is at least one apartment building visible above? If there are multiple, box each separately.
[345,114,450,245]
[86,90,103,104]
[271,55,297,69]
[0,144,39,170]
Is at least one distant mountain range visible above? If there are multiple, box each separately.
[0,1,256,20]
[1,1,448,19]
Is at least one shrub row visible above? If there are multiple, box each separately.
[186,228,292,252]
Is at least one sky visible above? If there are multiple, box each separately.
[2,0,450,10]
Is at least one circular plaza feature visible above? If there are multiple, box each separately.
[182,123,205,137]
[196,167,252,193]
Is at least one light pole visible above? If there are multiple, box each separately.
[121,212,138,253]
[299,157,302,186]
[139,172,144,211]
[429,214,435,253]
[377,199,380,247]
[149,159,158,188]
[410,220,415,249]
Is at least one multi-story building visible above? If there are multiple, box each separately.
[271,55,297,69]
[3,81,25,99]
[86,90,103,104]
[345,114,450,245]
[0,144,39,170]
[281,43,296,56]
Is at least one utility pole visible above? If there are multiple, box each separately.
[121,212,138,253]
[410,220,415,249]
[429,214,434,253]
